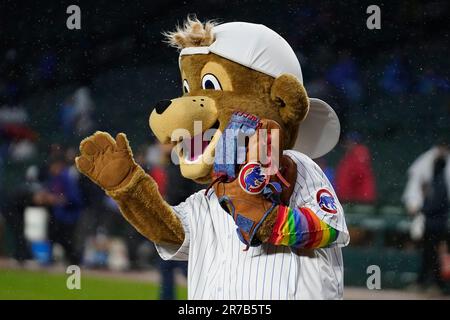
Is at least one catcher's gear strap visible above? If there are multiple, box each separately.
[221,181,282,250]
[268,205,339,248]
[235,202,276,251]
[214,111,261,181]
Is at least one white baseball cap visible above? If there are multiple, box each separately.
[179,21,340,159]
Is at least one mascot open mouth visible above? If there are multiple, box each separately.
[178,119,221,163]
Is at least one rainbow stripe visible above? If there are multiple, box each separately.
[268,205,339,249]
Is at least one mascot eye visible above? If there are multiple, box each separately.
[202,74,222,90]
[183,79,190,93]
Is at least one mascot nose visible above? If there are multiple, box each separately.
[154,99,172,114]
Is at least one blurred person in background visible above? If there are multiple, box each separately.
[1,165,41,264]
[59,95,76,137]
[403,137,450,294]
[65,145,109,266]
[33,153,83,265]
[59,87,95,138]
[73,87,95,137]
[147,143,201,300]
[335,132,377,204]
[0,103,37,163]
[65,147,80,179]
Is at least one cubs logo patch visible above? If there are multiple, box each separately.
[316,189,338,214]
[238,162,268,194]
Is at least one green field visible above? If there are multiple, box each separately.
[0,269,187,300]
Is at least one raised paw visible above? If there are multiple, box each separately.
[76,131,137,190]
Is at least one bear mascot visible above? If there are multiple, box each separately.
[76,17,350,299]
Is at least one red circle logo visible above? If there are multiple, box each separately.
[316,189,338,214]
[238,162,268,194]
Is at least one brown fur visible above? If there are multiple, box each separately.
[107,167,184,245]
[271,74,310,125]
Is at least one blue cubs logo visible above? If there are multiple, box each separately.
[316,189,338,214]
[238,162,268,194]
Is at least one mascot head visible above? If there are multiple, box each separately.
[149,17,340,183]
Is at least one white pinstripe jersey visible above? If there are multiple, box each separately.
[156,150,350,299]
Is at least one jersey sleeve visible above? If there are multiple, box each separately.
[267,203,349,249]
[154,193,196,261]
[267,151,350,249]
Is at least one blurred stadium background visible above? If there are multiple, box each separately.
[0,0,449,299]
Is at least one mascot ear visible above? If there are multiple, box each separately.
[270,74,310,125]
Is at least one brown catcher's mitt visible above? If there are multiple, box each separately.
[211,112,297,249]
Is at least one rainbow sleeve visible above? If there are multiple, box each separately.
[268,205,339,249]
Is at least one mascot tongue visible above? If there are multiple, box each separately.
[185,133,210,161]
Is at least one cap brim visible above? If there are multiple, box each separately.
[292,98,340,159]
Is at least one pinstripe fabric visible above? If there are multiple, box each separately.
[155,150,349,299]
